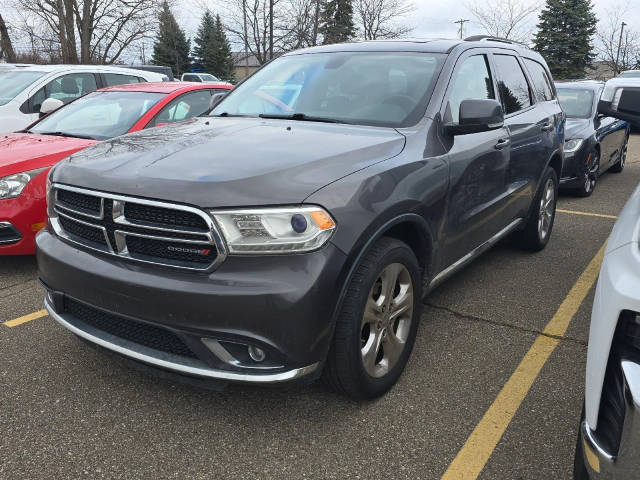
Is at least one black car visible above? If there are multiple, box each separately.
[38,37,564,400]
[556,80,630,196]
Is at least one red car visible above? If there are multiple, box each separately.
[0,81,232,254]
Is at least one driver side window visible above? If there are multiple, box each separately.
[446,55,495,124]
[29,73,98,113]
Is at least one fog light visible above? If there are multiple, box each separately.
[248,345,266,362]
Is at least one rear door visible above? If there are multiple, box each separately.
[491,52,552,220]
[439,49,512,268]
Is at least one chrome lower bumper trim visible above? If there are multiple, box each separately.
[45,298,319,384]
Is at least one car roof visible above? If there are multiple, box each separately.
[286,37,534,55]
[555,80,604,90]
[97,81,232,94]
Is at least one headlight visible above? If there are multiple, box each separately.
[211,206,336,254]
[564,139,584,153]
[0,168,48,200]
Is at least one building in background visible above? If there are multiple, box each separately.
[232,52,260,80]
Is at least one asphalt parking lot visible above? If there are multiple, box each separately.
[2,134,639,479]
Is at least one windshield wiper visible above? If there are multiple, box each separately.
[37,131,96,140]
[258,113,349,124]
[210,112,252,118]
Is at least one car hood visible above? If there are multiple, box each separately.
[0,133,97,177]
[54,117,406,207]
[565,118,591,139]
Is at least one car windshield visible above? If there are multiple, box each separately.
[200,74,219,81]
[211,52,445,127]
[557,88,594,118]
[0,71,46,106]
[29,90,165,140]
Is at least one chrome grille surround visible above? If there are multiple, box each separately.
[50,183,227,271]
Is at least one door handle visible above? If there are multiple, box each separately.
[540,123,554,132]
[495,138,510,149]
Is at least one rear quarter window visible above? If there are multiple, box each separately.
[523,59,555,102]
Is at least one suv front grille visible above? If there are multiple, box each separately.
[51,185,224,270]
[63,297,197,359]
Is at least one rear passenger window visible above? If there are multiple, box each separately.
[524,59,555,102]
[493,55,532,114]
[103,73,142,87]
[446,55,495,123]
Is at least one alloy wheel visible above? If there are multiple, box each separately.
[537,178,555,241]
[360,263,414,378]
[584,152,599,194]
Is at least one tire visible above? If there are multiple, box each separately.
[575,150,599,197]
[515,166,558,251]
[573,407,590,480]
[322,237,422,400]
[609,135,628,173]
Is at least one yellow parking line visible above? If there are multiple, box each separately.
[557,209,617,219]
[3,310,48,328]
[441,240,606,480]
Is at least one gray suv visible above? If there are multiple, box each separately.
[37,37,564,399]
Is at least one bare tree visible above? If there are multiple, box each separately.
[0,13,16,61]
[354,0,414,40]
[279,0,318,49]
[596,3,640,74]
[466,0,539,42]
[14,0,160,64]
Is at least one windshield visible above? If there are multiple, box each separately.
[0,71,46,106]
[29,91,165,140]
[200,74,219,81]
[211,52,445,127]
[557,88,595,118]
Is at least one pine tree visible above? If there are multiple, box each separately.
[209,15,235,82]
[152,1,191,77]
[320,0,355,45]
[533,0,598,79]
[193,10,215,73]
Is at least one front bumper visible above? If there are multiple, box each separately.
[581,360,640,478]
[37,228,348,384]
[559,147,590,188]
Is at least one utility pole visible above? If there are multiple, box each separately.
[454,19,469,40]
[269,0,274,60]
[614,21,626,75]
[243,0,249,77]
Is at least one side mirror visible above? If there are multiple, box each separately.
[210,92,228,110]
[445,99,504,135]
[40,98,64,117]
[597,78,640,127]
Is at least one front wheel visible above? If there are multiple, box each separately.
[514,167,558,251]
[609,136,628,173]
[575,150,599,197]
[322,237,422,400]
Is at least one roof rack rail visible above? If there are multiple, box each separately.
[464,35,530,48]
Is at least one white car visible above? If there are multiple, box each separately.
[0,65,165,133]
[574,78,640,480]
[181,72,221,82]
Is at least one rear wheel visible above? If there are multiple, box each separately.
[323,237,421,400]
[575,150,599,197]
[609,136,628,173]
[515,167,558,251]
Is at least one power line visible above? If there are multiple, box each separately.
[454,19,469,39]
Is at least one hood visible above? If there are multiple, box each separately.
[0,133,97,177]
[54,117,406,207]
[565,118,591,139]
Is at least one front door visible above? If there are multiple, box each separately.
[438,51,512,269]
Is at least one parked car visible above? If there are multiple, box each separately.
[125,64,174,81]
[0,65,166,133]
[181,72,220,82]
[574,185,640,478]
[556,80,629,196]
[38,37,564,399]
[0,81,232,255]
[617,70,640,79]
[573,77,640,479]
